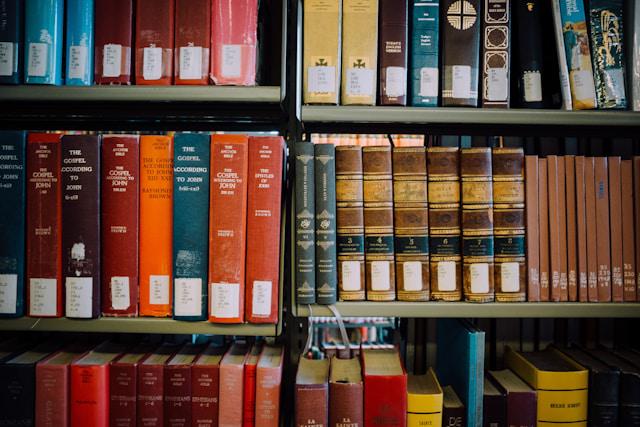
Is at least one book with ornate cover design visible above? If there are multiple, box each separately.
[565,156,578,301]
[608,157,624,302]
[409,0,439,107]
[379,0,408,105]
[255,345,283,427]
[296,356,329,427]
[515,0,546,108]
[0,0,22,84]
[135,0,174,85]
[575,156,588,301]
[362,348,407,427]
[407,369,443,427]
[329,357,363,427]
[192,344,226,427]
[547,156,562,302]
[64,0,94,86]
[24,0,63,85]
[525,155,540,301]
[481,0,510,108]
[165,344,202,427]
[110,346,154,427]
[585,157,599,301]
[595,157,611,301]
[621,160,636,301]
[558,159,569,301]
[94,0,132,84]
[538,158,550,301]
[295,142,316,304]
[174,0,210,85]
[315,143,338,305]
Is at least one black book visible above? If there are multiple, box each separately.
[483,376,506,427]
[443,385,466,427]
[513,0,544,108]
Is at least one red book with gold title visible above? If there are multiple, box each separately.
[135,0,175,85]
[174,0,210,85]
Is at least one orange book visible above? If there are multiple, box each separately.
[139,135,174,317]
[219,343,250,426]
[595,157,611,302]
[621,160,636,301]
[608,157,623,302]
[585,157,598,302]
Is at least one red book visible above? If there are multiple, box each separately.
[621,160,637,301]
[362,348,407,427]
[255,345,283,427]
[101,135,139,317]
[110,346,153,427]
[164,344,202,427]
[191,344,226,427]
[243,344,263,427]
[174,0,210,85]
[608,157,624,302]
[26,133,63,318]
[138,345,178,427]
[135,0,175,85]
[245,137,285,324]
[94,0,133,84]
[210,0,258,85]
[219,343,250,427]
[208,135,249,323]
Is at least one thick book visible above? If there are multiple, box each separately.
[220,343,250,427]
[135,0,174,85]
[515,0,546,108]
[379,0,408,105]
[551,0,573,109]
[621,160,636,301]
[488,369,536,427]
[138,344,179,427]
[65,0,94,85]
[565,156,578,301]
[296,356,330,427]
[26,133,62,317]
[525,155,540,301]
[362,348,407,427]
[209,134,249,323]
[483,376,505,427]
[481,0,511,108]
[407,369,443,427]
[575,156,588,301]
[329,357,363,427]
[246,136,285,323]
[243,344,262,427]
[24,0,63,84]
[608,157,624,302]
[442,386,466,427]
[547,156,562,302]
[0,0,22,84]
[0,131,26,317]
[595,157,611,301]
[192,344,226,427]
[140,135,174,317]
[538,158,550,301]
[558,158,569,301]
[165,344,202,427]
[172,133,210,321]
[315,143,338,304]
[255,345,283,427]
[295,142,316,304]
[94,0,132,84]
[101,135,139,316]
[110,346,153,427]
[585,157,599,301]
[409,0,439,107]
[174,0,210,85]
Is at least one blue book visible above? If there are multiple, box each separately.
[409,0,439,107]
[436,319,485,427]
[24,0,64,85]
[0,131,26,318]
[172,133,210,321]
[0,0,23,84]
[65,0,94,85]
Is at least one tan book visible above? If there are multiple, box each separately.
[525,155,540,301]
[538,158,550,301]
[608,157,624,302]
[557,158,568,301]
[575,156,588,302]
[585,157,598,302]
[565,156,578,301]
[547,156,561,302]
[621,160,637,301]
[595,157,611,301]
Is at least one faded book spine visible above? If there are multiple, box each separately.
[481,0,511,108]
[315,143,338,304]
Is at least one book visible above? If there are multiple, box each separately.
[243,344,262,427]
[140,135,174,317]
[101,135,139,316]
[379,0,408,106]
[483,376,505,427]
[0,131,26,317]
[303,0,341,104]
[407,369,443,427]
[26,132,62,317]
[255,345,283,427]
[246,136,285,323]
[547,156,562,301]
[442,386,465,427]
[192,344,225,427]
[558,158,569,301]
[61,134,101,319]
[135,0,174,85]
[0,0,22,84]
[296,356,329,427]
[575,156,588,301]
[636,157,640,297]
[409,0,439,107]
[481,0,510,108]
[630,2,640,111]
[110,346,154,427]
[24,0,63,84]
[525,155,540,301]
[210,0,258,85]
[515,0,546,108]
[295,142,316,304]
[551,0,573,109]
[165,344,202,427]
[488,369,536,427]
[209,134,249,323]
[621,160,636,301]
[341,0,378,105]
[362,348,407,427]
[595,157,611,301]
[315,143,338,304]
[393,146,429,301]
[608,156,624,302]
[538,158,550,301]
[220,343,250,427]
[585,157,599,302]
[329,357,363,427]
[65,0,94,85]
[94,0,132,84]
[565,156,578,301]
[174,0,210,85]
[138,344,179,427]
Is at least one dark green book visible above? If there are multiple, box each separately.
[295,142,316,304]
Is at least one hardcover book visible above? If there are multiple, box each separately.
[551,0,573,109]
[442,386,466,427]
[565,156,578,301]
[192,344,226,427]
[636,157,640,296]
[110,346,154,427]
[409,0,439,107]
[165,344,202,427]
[315,143,338,304]
[296,356,329,427]
[515,0,546,108]
[621,160,636,301]
[135,0,174,85]
[481,0,511,108]
[585,157,599,301]
[608,157,624,301]
[547,156,562,301]
[538,158,550,301]
[487,369,536,427]
[483,376,505,427]
[295,142,317,304]
[65,0,94,85]
[575,156,588,301]
[595,157,611,301]
[94,0,132,84]
[379,0,408,105]
[220,343,250,427]
[525,155,540,301]
[24,0,63,84]
[407,369,443,427]
[243,344,262,427]
[362,348,407,427]
[174,0,210,85]
[138,344,179,427]
[0,0,22,84]
[558,158,569,301]
[255,345,283,427]
[630,2,640,111]
[329,357,363,427]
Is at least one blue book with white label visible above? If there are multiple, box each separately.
[0,131,26,318]
[0,0,23,84]
[172,133,210,321]
[65,0,94,85]
[409,0,439,106]
[24,0,64,85]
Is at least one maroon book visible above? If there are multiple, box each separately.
[137,345,178,427]
[192,344,226,427]
[488,369,536,427]
[94,0,133,84]
[101,135,139,317]
[378,0,408,105]
[174,0,211,85]
[135,0,175,85]
[164,345,202,427]
[110,347,153,427]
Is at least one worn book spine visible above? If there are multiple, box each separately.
[255,348,283,427]
[557,159,569,301]
[379,0,408,105]
[565,156,578,301]
[481,0,510,108]
[547,156,562,301]
[336,145,366,301]
[575,156,588,302]
[70,363,110,427]
[551,0,573,109]
[174,0,210,85]
[515,0,546,108]
[538,158,550,301]
[393,147,429,301]
[585,157,599,301]
[595,157,611,301]
[65,0,94,85]
[409,0,439,106]
[35,363,69,427]
[109,362,137,427]
[94,0,133,84]
[24,0,63,85]
[0,0,22,84]
[192,362,220,427]
[295,142,316,304]
[296,383,328,427]
[219,349,247,427]
[137,364,165,427]
[608,157,623,302]
[428,147,462,300]
[164,364,192,427]
[329,379,364,427]
[135,0,174,85]
[525,155,540,301]
[621,160,636,301]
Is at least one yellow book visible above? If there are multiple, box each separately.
[407,368,443,427]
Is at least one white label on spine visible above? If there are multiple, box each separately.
[403,262,423,291]
[68,45,88,79]
[221,44,242,77]
[252,280,272,316]
[501,262,520,292]
[308,66,336,93]
[572,70,597,102]
[437,261,456,291]
[470,263,490,294]
[452,65,471,98]
[179,46,203,80]
[0,42,14,76]
[143,47,162,80]
[487,68,508,101]
[27,42,48,77]
[385,66,406,98]
[149,275,169,305]
[210,282,240,319]
[0,274,17,314]
[371,261,391,291]
[174,278,202,317]
[419,67,438,97]
[65,277,92,318]
[346,68,374,97]
[523,71,542,102]
[110,277,130,310]
[103,44,122,77]
[341,261,361,291]
[29,278,57,316]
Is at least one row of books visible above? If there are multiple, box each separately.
[294,141,640,304]
[0,131,284,323]
[303,0,640,110]
[0,0,260,86]
[0,338,283,427]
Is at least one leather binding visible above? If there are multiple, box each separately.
[557,159,569,301]
[409,0,440,107]
[514,0,545,108]
[608,157,624,302]
[110,346,153,427]
[595,157,612,301]
[636,157,640,296]
[547,156,562,302]
[174,0,210,85]
[442,385,466,427]
[461,148,494,303]
[0,0,22,84]
[61,134,101,319]
[427,147,461,301]
[209,135,249,323]
[363,146,396,301]
[64,0,94,86]
[362,348,407,427]
[101,135,139,316]
[483,376,506,427]
[295,356,329,427]
[407,369,443,427]
[246,136,285,323]
[0,131,26,317]
[23,0,63,85]
[585,157,599,302]
[94,0,133,84]
[165,344,202,427]
[481,0,510,108]
[220,343,250,426]
[138,344,179,427]
[621,160,636,301]
[393,146,429,301]
[341,0,378,105]
[303,0,341,104]
[315,143,338,304]
[135,0,174,85]
[329,357,363,427]
[441,0,481,107]
[493,147,526,302]
[379,0,408,105]
[488,369,536,426]
[295,142,316,304]
[565,156,578,301]
[243,344,262,427]
[525,155,540,301]
[140,135,174,317]
[336,145,366,301]
[538,158,550,301]
[575,156,589,302]
[26,133,63,317]
[255,345,283,427]
[191,344,226,427]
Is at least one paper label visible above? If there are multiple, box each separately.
[0,274,17,314]
[385,66,406,97]
[523,71,543,102]
[452,65,471,98]
[68,45,88,79]
[65,277,92,318]
[179,46,203,80]
[341,261,361,291]
[470,263,490,294]
[0,42,14,76]
[419,67,438,97]
[210,283,240,319]
[501,262,520,293]
[403,262,423,291]
[103,44,122,77]
[174,278,202,317]
[437,261,456,291]
[572,70,597,102]
[29,278,57,316]
[221,44,242,77]
[27,42,48,77]
[308,66,336,93]
[371,261,391,291]
[149,275,169,305]
[143,47,162,80]
[110,277,130,310]
[346,68,374,97]
[487,68,508,101]
[252,280,272,316]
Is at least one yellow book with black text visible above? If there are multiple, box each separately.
[407,368,443,427]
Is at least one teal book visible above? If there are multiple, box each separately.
[65,0,94,85]
[314,143,337,305]
[172,133,210,321]
[24,0,64,85]
[295,142,316,304]
[0,0,23,84]
[409,0,439,106]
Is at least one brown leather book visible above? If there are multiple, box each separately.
[525,155,540,301]
[379,0,408,105]
[621,160,637,301]
[329,357,363,427]
[557,159,568,302]
[635,157,640,299]
[481,0,511,108]
[547,156,562,302]
[585,157,599,302]
[608,157,624,302]
[565,156,578,301]
[595,157,612,302]
[295,357,329,427]
[538,158,550,301]
[575,157,588,302]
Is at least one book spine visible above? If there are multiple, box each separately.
[0,131,26,317]
[379,0,408,106]
[137,365,164,427]
[636,158,640,296]
[364,375,407,427]
[94,0,133,84]
[192,364,220,427]
[631,2,640,111]
[557,158,569,301]
[255,365,282,427]
[525,155,540,301]
[575,156,588,302]
[174,0,210,85]
[481,0,510,108]
[506,392,537,426]
[0,0,22,84]
[110,363,137,427]
[409,0,439,107]
[621,160,636,301]
[172,133,210,321]
[140,135,174,317]
[565,156,578,301]
[515,0,545,108]
[71,364,109,427]
[315,143,338,304]
[547,156,562,301]
[608,156,624,302]
[65,0,94,85]
[538,158,550,301]
[585,157,599,301]
[242,363,257,427]
[135,0,174,85]
[24,0,63,85]
[62,135,101,318]
[0,365,36,426]
[219,364,244,427]
[295,142,317,304]
[164,365,191,427]
[551,0,573,110]
[295,385,328,427]
[393,147,429,301]
[329,382,364,427]
[35,364,69,427]
[595,157,611,301]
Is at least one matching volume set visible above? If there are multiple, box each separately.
[0,131,285,323]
